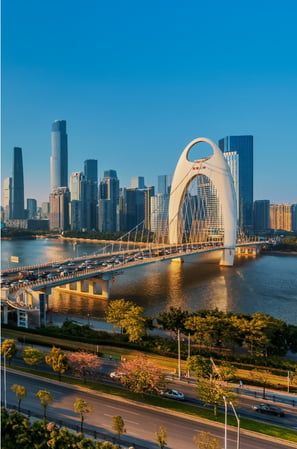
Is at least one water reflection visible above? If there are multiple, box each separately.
[2,239,297,325]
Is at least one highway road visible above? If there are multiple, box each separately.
[2,370,297,449]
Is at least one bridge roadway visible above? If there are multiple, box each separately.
[1,241,264,323]
[3,242,226,292]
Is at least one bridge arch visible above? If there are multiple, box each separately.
[168,137,237,266]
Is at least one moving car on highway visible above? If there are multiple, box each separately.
[252,403,285,417]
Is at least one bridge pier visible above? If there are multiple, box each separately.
[235,245,259,257]
[220,248,235,266]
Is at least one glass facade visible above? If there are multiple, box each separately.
[218,135,253,231]
[50,120,68,192]
[12,147,25,219]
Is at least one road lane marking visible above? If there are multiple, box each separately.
[104,405,139,415]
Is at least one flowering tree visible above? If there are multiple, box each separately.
[118,355,166,394]
[67,351,101,383]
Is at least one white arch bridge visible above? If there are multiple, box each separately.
[1,138,266,328]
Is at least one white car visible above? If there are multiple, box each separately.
[160,389,185,400]
[110,371,124,380]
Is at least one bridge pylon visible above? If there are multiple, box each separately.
[168,137,237,266]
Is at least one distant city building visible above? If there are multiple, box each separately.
[151,193,169,238]
[253,200,270,233]
[84,159,98,230]
[50,120,68,192]
[219,135,253,232]
[158,174,172,195]
[11,147,25,219]
[69,172,85,230]
[26,198,37,219]
[3,177,12,221]
[5,219,49,231]
[124,188,145,232]
[98,170,119,232]
[49,187,70,231]
[223,152,239,226]
[270,204,293,232]
[131,176,145,189]
[144,186,155,231]
[41,202,50,219]
[292,204,297,232]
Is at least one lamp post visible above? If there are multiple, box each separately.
[3,348,11,409]
[177,329,181,379]
[222,395,228,449]
[229,401,240,449]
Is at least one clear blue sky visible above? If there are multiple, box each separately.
[2,0,297,205]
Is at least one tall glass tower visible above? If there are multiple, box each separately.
[50,120,68,192]
[84,159,98,230]
[12,147,25,219]
[218,135,253,231]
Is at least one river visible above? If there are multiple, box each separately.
[1,238,297,326]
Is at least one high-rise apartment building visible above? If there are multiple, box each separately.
[50,120,68,192]
[84,159,98,230]
[27,198,37,219]
[158,174,172,195]
[131,176,145,189]
[98,170,119,232]
[69,172,85,230]
[270,204,293,232]
[253,200,270,233]
[218,135,253,232]
[49,187,70,231]
[292,204,297,232]
[151,193,170,238]
[12,147,25,219]
[3,177,12,221]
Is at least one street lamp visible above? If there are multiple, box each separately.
[3,348,11,409]
[229,401,240,449]
[222,395,228,449]
[177,329,181,379]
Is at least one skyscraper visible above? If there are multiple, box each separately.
[12,147,25,219]
[98,170,119,232]
[27,198,37,219]
[84,159,98,230]
[50,120,68,192]
[158,174,172,195]
[3,177,12,221]
[218,135,253,231]
[69,172,85,230]
[253,200,270,233]
[49,187,70,231]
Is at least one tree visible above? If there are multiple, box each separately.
[121,304,146,342]
[187,355,212,379]
[105,299,146,342]
[196,377,234,416]
[105,298,134,332]
[193,431,222,449]
[117,355,166,394]
[251,369,272,399]
[1,339,17,365]
[11,384,27,411]
[157,307,189,335]
[112,415,126,444]
[35,389,54,420]
[68,350,101,383]
[45,346,69,380]
[155,425,167,449]
[22,346,45,366]
[73,398,93,434]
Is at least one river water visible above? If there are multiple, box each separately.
[1,238,297,326]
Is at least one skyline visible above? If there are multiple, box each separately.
[2,0,297,205]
